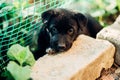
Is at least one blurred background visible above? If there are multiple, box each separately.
[66,0,120,26]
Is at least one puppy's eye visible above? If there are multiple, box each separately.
[68,28,74,35]
[52,27,57,33]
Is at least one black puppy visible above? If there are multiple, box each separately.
[29,8,102,60]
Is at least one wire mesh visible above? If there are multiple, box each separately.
[0,0,70,73]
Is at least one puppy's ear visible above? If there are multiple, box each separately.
[74,13,88,28]
[41,9,58,24]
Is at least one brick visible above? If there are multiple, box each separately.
[97,15,120,65]
[31,35,115,80]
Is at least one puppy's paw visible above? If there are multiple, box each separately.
[46,48,55,55]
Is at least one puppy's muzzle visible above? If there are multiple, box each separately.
[46,43,66,54]
[57,43,66,51]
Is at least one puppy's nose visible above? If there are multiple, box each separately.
[58,44,66,51]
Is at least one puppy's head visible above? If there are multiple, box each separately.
[41,8,88,54]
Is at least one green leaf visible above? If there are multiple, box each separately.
[116,0,120,11]
[7,44,35,66]
[7,61,31,80]
[7,44,26,65]
[23,46,36,66]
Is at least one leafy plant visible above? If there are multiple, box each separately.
[7,61,31,80]
[0,0,38,63]
[7,44,35,66]
[1,44,35,80]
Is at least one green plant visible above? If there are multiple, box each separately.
[6,61,31,80]
[7,44,35,66]
[0,0,39,61]
[1,44,35,80]
[116,0,120,11]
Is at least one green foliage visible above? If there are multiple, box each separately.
[0,1,8,9]
[12,0,30,9]
[7,44,35,66]
[0,0,39,59]
[7,61,31,80]
[116,0,120,11]
[1,70,14,80]
[2,44,35,80]
[72,0,119,26]
[0,2,16,29]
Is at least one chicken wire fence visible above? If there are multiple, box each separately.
[0,0,72,73]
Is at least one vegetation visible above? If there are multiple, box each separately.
[0,0,38,79]
[1,44,35,80]
[71,0,120,26]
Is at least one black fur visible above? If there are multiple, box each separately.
[29,8,102,60]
